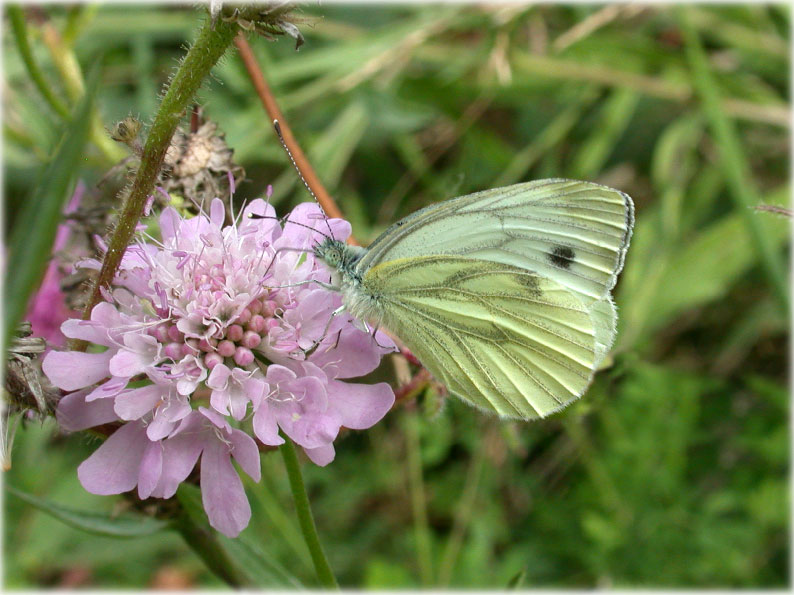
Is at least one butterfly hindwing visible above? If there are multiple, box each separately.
[363,255,597,419]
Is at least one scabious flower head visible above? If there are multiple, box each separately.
[43,195,395,537]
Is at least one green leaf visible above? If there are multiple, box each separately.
[617,186,789,349]
[652,207,789,325]
[3,63,100,352]
[570,87,639,179]
[5,485,169,538]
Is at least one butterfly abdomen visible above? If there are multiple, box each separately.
[341,275,384,324]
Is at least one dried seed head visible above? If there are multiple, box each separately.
[109,116,143,146]
[4,323,61,469]
[218,2,309,50]
[159,119,244,209]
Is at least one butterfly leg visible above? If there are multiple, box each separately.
[303,304,347,356]
[364,322,394,350]
[263,278,338,292]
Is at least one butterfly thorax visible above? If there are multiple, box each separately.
[314,238,383,322]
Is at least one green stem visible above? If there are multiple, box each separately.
[404,414,434,586]
[7,5,70,119]
[173,509,247,588]
[76,14,240,340]
[437,429,487,587]
[678,7,789,314]
[279,436,339,589]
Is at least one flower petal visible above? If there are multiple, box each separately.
[252,402,284,446]
[56,389,119,431]
[60,302,122,346]
[77,422,149,495]
[210,198,225,227]
[200,437,251,537]
[151,417,205,498]
[159,207,182,243]
[42,350,113,391]
[146,415,178,441]
[108,334,160,377]
[229,429,261,482]
[327,380,394,430]
[138,440,163,499]
[304,443,335,467]
[85,377,129,402]
[114,384,165,420]
[206,363,231,390]
[310,327,390,379]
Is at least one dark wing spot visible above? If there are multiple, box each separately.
[516,273,542,297]
[549,245,575,269]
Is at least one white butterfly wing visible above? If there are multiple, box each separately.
[350,180,633,418]
[359,179,634,308]
[362,256,597,419]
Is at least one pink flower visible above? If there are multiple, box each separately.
[26,181,85,345]
[43,195,396,537]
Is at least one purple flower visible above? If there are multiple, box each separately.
[26,181,85,346]
[43,196,395,537]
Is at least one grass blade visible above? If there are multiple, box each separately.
[3,63,99,353]
[678,6,789,313]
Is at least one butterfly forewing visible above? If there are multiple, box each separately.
[358,179,634,307]
[364,255,597,419]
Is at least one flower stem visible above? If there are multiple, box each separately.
[76,14,240,346]
[404,414,434,586]
[173,508,247,588]
[279,436,339,589]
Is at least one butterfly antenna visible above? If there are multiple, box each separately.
[273,120,336,240]
[247,212,333,243]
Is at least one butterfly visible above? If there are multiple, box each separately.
[312,178,634,420]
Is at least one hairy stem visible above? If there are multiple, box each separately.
[75,15,240,345]
[280,436,339,589]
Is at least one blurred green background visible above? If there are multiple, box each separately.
[3,3,789,588]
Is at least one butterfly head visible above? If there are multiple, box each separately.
[314,238,366,279]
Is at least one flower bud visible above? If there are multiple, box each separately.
[227,324,244,342]
[237,308,252,324]
[164,342,183,360]
[167,325,182,342]
[249,314,266,334]
[204,352,223,369]
[233,346,254,367]
[242,330,261,349]
[217,340,236,357]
